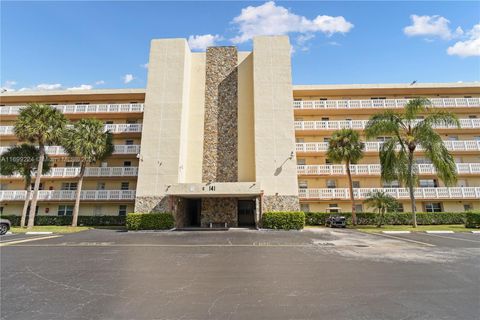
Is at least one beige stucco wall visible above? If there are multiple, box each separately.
[252,36,299,196]
[136,39,191,197]
[0,203,134,216]
[238,52,256,182]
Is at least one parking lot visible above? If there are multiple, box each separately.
[1,228,479,320]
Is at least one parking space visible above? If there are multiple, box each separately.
[1,228,478,320]
[375,232,480,248]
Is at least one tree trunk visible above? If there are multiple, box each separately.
[71,163,86,227]
[21,179,31,228]
[377,208,385,228]
[27,144,45,229]
[346,160,356,225]
[408,150,417,228]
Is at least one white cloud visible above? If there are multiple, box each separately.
[95,80,105,85]
[67,84,93,90]
[188,34,222,51]
[1,80,17,92]
[123,74,134,84]
[230,1,353,44]
[447,23,480,57]
[140,63,148,69]
[35,83,62,90]
[404,15,463,40]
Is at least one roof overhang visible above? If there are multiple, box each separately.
[165,182,261,198]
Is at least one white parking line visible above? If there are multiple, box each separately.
[0,235,61,247]
[371,232,436,247]
[424,233,480,243]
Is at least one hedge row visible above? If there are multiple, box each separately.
[0,215,125,226]
[305,212,467,226]
[262,211,305,230]
[465,212,480,228]
[126,212,174,230]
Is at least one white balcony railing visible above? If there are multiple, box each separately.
[296,140,480,153]
[0,124,142,135]
[298,187,480,200]
[297,163,480,176]
[1,167,138,179]
[294,119,480,131]
[0,190,136,201]
[0,145,140,155]
[293,97,480,110]
[0,103,144,115]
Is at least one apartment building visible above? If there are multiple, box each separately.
[1,36,479,227]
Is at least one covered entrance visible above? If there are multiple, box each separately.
[237,200,256,227]
[185,199,201,227]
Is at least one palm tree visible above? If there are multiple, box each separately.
[327,129,365,225]
[365,98,459,227]
[62,119,114,227]
[0,145,51,227]
[14,103,67,228]
[364,191,399,227]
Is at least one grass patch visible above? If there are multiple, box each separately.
[354,224,476,233]
[11,226,92,234]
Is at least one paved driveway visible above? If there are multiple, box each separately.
[1,228,479,320]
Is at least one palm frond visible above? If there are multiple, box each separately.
[326,129,364,164]
[404,98,431,121]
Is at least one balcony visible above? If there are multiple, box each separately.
[0,145,141,155]
[296,140,480,153]
[0,190,136,201]
[294,118,480,131]
[297,163,480,176]
[1,167,138,179]
[0,103,144,115]
[0,124,142,136]
[298,187,480,200]
[293,97,480,110]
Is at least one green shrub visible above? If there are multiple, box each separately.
[126,212,174,230]
[465,212,480,228]
[262,211,305,230]
[304,212,467,226]
[0,215,125,226]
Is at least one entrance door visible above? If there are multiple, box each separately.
[186,199,201,227]
[238,200,255,227]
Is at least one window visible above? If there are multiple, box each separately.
[383,180,400,188]
[415,158,432,164]
[65,161,80,167]
[300,204,310,212]
[123,161,132,167]
[61,182,77,190]
[371,97,387,100]
[474,136,480,141]
[0,207,3,215]
[464,204,473,212]
[31,183,44,190]
[94,205,102,216]
[326,179,336,189]
[447,135,458,141]
[328,203,339,213]
[352,181,360,188]
[321,117,329,121]
[125,139,134,145]
[297,159,306,165]
[419,179,437,188]
[97,182,106,190]
[323,137,330,142]
[354,204,363,213]
[105,120,114,124]
[376,136,391,142]
[325,158,332,164]
[296,138,304,143]
[75,102,90,105]
[425,203,442,213]
[121,182,130,190]
[468,115,477,119]
[101,162,108,168]
[0,183,8,190]
[298,180,308,189]
[119,205,127,216]
[295,117,303,121]
[395,203,404,213]
[126,119,137,124]
[58,205,74,216]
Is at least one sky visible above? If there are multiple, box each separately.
[1,1,479,92]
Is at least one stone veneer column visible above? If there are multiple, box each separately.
[202,47,238,182]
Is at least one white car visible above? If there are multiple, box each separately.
[0,219,11,235]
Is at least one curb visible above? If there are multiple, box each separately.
[425,231,455,234]
[471,231,480,234]
[382,231,411,234]
[25,232,53,235]
[5,231,13,235]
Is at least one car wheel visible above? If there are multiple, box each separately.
[0,224,8,235]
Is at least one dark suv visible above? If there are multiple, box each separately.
[325,215,346,228]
